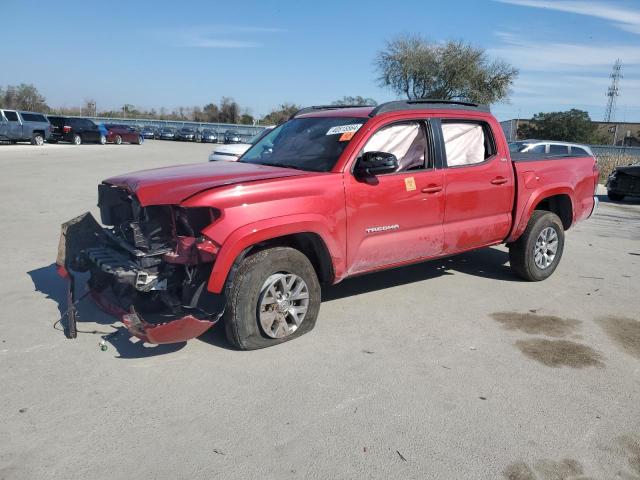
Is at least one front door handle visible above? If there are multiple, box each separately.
[491,177,508,185]
[421,185,443,194]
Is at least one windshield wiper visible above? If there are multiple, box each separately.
[244,161,307,171]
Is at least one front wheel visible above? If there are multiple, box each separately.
[607,191,624,201]
[99,135,106,145]
[31,133,44,146]
[509,211,565,281]
[224,247,321,350]
[115,135,122,145]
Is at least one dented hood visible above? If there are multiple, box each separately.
[105,161,308,205]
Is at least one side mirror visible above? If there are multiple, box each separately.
[355,151,398,177]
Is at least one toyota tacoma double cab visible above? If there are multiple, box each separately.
[57,100,599,349]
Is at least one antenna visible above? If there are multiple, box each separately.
[604,59,622,122]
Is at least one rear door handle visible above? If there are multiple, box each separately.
[491,177,508,185]
[421,185,443,194]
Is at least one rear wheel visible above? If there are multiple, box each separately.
[136,135,144,145]
[224,247,321,350]
[607,191,624,201]
[73,134,82,145]
[99,135,106,145]
[31,132,44,146]
[509,211,565,281]
[115,135,122,145]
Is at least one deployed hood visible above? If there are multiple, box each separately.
[105,161,308,205]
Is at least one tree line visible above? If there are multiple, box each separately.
[1,34,614,143]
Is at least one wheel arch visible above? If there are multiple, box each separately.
[206,217,343,294]
[508,186,575,242]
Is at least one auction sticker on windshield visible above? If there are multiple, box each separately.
[326,124,362,135]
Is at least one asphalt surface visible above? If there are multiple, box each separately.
[1,140,639,480]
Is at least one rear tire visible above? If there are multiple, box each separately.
[115,135,122,145]
[31,132,44,146]
[509,211,565,281]
[224,247,321,350]
[73,134,82,145]
[99,135,106,145]
[607,191,624,201]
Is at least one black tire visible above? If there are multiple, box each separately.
[73,134,82,145]
[224,247,321,350]
[115,135,122,145]
[607,191,624,201]
[31,132,44,146]
[509,211,565,281]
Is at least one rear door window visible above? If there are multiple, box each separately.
[21,113,47,122]
[4,111,19,121]
[441,121,495,167]
[570,147,588,156]
[549,144,569,155]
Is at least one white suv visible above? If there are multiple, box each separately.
[509,140,594,157]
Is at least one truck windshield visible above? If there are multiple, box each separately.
[240,117,365,172]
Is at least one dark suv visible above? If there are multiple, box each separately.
[48,116,105,145]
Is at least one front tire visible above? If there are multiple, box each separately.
[115,135,122,145]
[509,211,565,281]
[224,247,321,350]
[99,135,106,145]
[607,191,624,201]
[31,133,44,146]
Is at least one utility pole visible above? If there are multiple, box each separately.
[604,59,622,126]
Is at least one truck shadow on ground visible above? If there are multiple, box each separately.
[322,246,516,301]
[27,263,188,358]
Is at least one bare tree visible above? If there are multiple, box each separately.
[331,96,377,106]
[375,35,518,104]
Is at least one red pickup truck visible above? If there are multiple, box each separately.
[57,100,599,349]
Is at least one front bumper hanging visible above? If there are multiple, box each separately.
[56,212,223,344]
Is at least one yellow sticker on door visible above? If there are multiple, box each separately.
[405,177,416,191]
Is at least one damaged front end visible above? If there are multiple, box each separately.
[56,183,224,344]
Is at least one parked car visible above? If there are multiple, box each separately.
[209,127,274,161]
[48,116,105,145]
[159,128,175,140]
[606,162,640,201]
[509,140,594,157]
[57,100,598,348]
[176,127,196,141]
[141,126,159,139]
[104,124,143,145]
[0,109,51,145]
[200,129,218,143]
[223,130,242,144]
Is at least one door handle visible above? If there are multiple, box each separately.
[421,185,443,194]
[491,177,508,185]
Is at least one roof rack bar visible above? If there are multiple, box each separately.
[290,104,375,119]
[369,99,490,117]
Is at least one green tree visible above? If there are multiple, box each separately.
[375,35,518,104]
[240,113,254,125]
[518,109,603,143]
[219,97,240,123]
[261,103,300,125]
[331,96,377,106]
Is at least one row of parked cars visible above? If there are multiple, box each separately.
[0,109,143,145]
[140,126,247,144]
[0,108,255,146]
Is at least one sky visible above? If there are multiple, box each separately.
[2,0,640,122]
